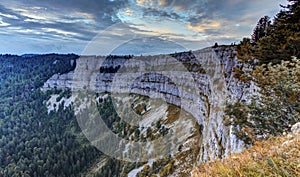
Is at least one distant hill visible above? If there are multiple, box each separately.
[21,54,39,57]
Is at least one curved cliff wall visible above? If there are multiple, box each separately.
[42,46,249,163]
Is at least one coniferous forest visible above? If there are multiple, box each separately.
[0,54,104,176]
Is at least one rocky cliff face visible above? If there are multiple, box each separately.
[42,46,250,164]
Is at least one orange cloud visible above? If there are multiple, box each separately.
[136,0,154,7]
[157,0,167,7]
[186,21,221,33]
[124,8,134,16]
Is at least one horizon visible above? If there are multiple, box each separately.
[0,44,225,56]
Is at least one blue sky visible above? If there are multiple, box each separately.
[0,0,287,55]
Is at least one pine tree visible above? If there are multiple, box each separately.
[254,0,300,64]
[251,16,271,43]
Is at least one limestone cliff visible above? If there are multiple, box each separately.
[42,46,251,164]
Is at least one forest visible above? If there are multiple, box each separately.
[0,54,105,176]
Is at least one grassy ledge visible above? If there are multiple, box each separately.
[192,133,300,177]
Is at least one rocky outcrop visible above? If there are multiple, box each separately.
[42,46,251,163]
[291,122,300,134]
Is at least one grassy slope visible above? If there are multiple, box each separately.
[192,133,300,177]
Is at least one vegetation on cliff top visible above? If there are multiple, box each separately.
[226,58,300,144]
[193,132,300,177]
[228,0,300,144]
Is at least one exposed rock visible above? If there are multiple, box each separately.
[291,122,300,134]
[42,46,252,164]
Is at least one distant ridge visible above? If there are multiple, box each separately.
[21,54,39,57]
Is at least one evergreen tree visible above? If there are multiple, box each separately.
[236,0,300,65]
[251,16,271,43]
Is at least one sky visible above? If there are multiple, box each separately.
[0,0,288,55]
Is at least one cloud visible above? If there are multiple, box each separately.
[0,0,130,54]
[131,0,286,28]
[157,0,169,7]
[4,0,129,21]
[0,0,130,43]
[142,8,181,20]
[0,0,288,54]
[0,12,18,19]
[135,1,286,38]
[124,8,134,16]
[136,0,155,7]
[0,17,9,26]
[186,21,221,33]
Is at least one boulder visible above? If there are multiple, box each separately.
[291,122,300,134]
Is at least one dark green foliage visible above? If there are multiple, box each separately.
[251,16,271,43]
[213,43,219,48]
[93,158,143,177]
[235,38,255,65]
[0,54,104,176]
[236,0,300,65]
[56,89,72,102]
[136,156,175,177]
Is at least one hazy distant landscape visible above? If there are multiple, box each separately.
[0,0,299,177]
